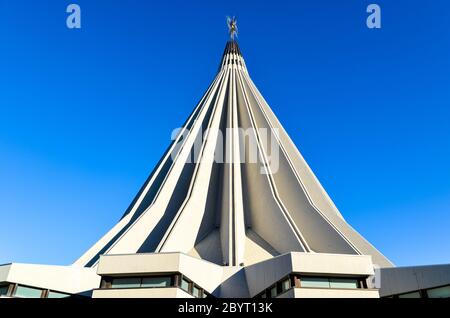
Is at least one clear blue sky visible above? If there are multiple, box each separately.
[0,0,449,267]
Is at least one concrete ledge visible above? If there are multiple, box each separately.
[278,288,379,298]
[92,287,193,298]
[245,252,375,296]
[0,263,100,294]
[97,252,224,294]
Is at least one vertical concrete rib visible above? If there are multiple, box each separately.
[231,54,247,267]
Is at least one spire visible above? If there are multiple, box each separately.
[220,17,246,72]
[219,38,246,72]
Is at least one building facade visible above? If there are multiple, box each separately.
[1,39,449,299]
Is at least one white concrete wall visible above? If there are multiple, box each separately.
[97,253,181,275]
[0,263,100,294]
[378,264,450,297]
[93,287,193,298]
[291,253,375,276]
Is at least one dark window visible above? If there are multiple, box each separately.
[13,285,43,298]
[141,277,171,288]
[101,273,209,298]
[180,277,191,293]
[111,277,141,289]
[397,291,421,298]
[426,285,450,298]
[300,277,330,288]
[253,274,368,298]
[269,286,277,298]
[0,284,9,296]
[329,278,359,289]
[192,285,201,298]
[47,291,70,298]
[281,278,291,292]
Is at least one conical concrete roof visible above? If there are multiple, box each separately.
[75,40,393,268]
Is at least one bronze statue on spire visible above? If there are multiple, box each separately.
[227,16,238,40]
